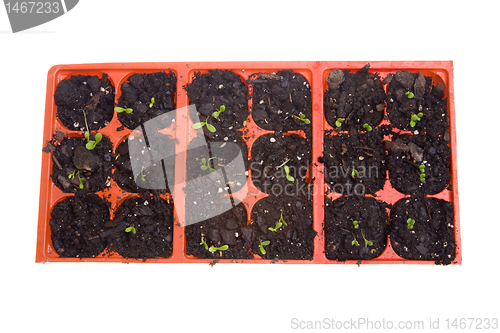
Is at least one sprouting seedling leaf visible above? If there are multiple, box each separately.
[352,219,359,229]
[212,105,226,118]
[351,164,358,178]
[68,169,76,180]
[284,165,295,182]
[200,157,216,173]
[407,218,415,229]
[410,112,424,128]
[125,224,136,234]
[209,245,229,253]
[259,237,270,255]
[335,118,344,128]
[292,114,311,124]
[351,233,359,246]
[78,174,85,189]
[192,116,217,133]
[200,240,208,250]
[361,229,373,247]
[140,166,146,181]
[115,107,133,114]
[268,211,287,232]
[362,123,373,131]
[418,164,425,182]
[405,91,415,99]
[85,132,102,150]
[149,97,155,108]
[243,120,247,126]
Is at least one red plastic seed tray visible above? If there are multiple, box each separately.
[36,61,460,264]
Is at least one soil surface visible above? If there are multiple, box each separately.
[107,194,174,259]
[116,71,177,130]
[49,193,110,258]
[55,74,115,131]
[324,64,386,131]
[185,203,252,259]
[324,195,389,261]
[385,70,449,136]
[184,70,249,141]
[250,70,312,132]
[324,128,387,195]
[251,133,311,196]
[386,132,451,195]
[51,136,114,193]
[390,197,456,265]
[251,194,315,260]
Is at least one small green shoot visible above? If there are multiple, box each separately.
[125,224,136,234]
[208,245,229,253]
[192,116,216,133]
[292,114,311,124]
[140,166,146,181]
[85,132,102,150]
[212,105,226,118]
[418,164,426,182]
[243,120,247,126]
[335,118,344,128]
[362,123,373,131]
[351,164,358,178]
[276,158,294,182]
[407,218,415,229]
[268,211,288,232]
[149,97,155,108]
[361,229,373,247]
[351,232,359,246]
[68,169,84,189]
[352,219,359,229]
[410,112,424,127]
[405,91,415,99]
[259,237,270,255]
[200,157,216,173]
[68,169,76,180]
[200,240,209,250]
[115,107,133,114]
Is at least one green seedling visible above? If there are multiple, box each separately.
[192,116,216,133]
[243,120,247,127]
[410,112,424,128]
[125,224,136,234]
[276,158,295,182]
[149,97,155,108]
[200,240,209,250]
[140,166,146,181]
[351,164,358,178]
[82,109,102,150]
[351,232,359,246]
[405,91,415,99]
[208,245,229,253]
[268,211,288,232]
[418,164,426,182]
[68,169,85,189]
[292,114,311,124]
[200,157,216,173]
[407,218,415,229]
[335,118,344,128]
[362,123,373,131]
[114,107,133,114]
[259,237,270,255]
[361,229,373,247]
[212,105,226,118]
[352,219,359,229]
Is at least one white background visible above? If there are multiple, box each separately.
[1,1,498,332]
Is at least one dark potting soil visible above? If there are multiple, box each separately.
[251,194,315,260]
[324,128,387,195]
[250,70,312,133]
[107,195,174,259]
[251,133,311,196]
[386,132,451,196]
[324,64,386,131]
[55,74,115,131]
[51,136,114,193]
[49,193,110,258]
[184,69,249,141]
[390,197,455,265]
[116,71,177,130]
[113,137,173,194]
[185,203,252,259]
[324,195,389,261]
[385,70,449,136]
